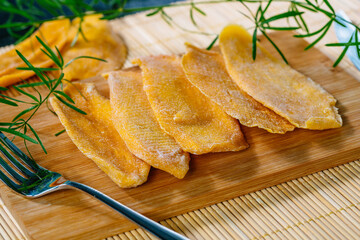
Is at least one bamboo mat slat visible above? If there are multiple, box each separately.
[1,0,360,239]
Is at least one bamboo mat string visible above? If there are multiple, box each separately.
[101,160,360,240]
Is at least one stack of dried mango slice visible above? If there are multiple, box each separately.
[51,24,342,188]
[0,15,127,87]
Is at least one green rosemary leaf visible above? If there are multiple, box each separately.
[206,35,218,50]
[14,26,36,45]
[11,119,26,130]
[66,4,81,16]
[16,67,60,71]
[43,69,53,83]
[146,7,162,17]
[252,27,257,60]
[322,0,335,14]
[255,5,262,22]
[190,7,197,26]
[22,127,35,160]
[120,0,128,8]
[0,94,28,104]
[303,0,318,10]
[54,129,65,137]
[37,0,62,17]
[5,15,21,39]
[263,26,300,31]
[54,95,86,115]
[40,48,61,69]
[291,6,302,29]
[262,11,304,24]
[0,21,36,29]
[101,11,121,20]
[237,9,252,22]
[17,79,57,88]
[261,29,288,64]
[294,2,317,12]
[160,10,173,26]
[0,98,18,106]
[36,36,62,68]
[325,42,360,47]
[190,7,197,27]
[54,91,75,104]
[70,30,80,48]
[13,86,39,103]
[0,87,7,91]
[0,122,21,126]
[0,2,33,19]
[79,20,88,42]
[12,105,37,122]
[294,20,331,38]
[193,5,206,16]
[64,56,107,68]
[332,33,354,67]
[355,30,360,59]
[297,9,310,33]
[46,99,57,117]
[52,73,65,91]
[55,46,64,67]
[0,128,38,144]
[30,84,42,102]
[262,0,273,14]
[77,18,87,43]
[62,80,87,100]
[15,50,50,89]
[259,14,267,28]
[333,18,347,28]
[18,1,45,17]
[304,0,332,17]
[27,124,47,154]
[305,20,333,50]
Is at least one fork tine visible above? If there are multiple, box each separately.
[0,132,40,171]
[0,155,27,182]
[0,142,34,177]
[0,168,20,192]
[0,153,26,182]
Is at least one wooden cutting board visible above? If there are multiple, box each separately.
[0,31,359,240]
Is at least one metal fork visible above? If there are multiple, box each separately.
[0,131,188,240]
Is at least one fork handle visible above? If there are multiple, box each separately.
[65,181,188,240]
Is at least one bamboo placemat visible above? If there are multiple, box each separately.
[1,0,360,239]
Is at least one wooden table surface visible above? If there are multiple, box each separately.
[0,0,360,239]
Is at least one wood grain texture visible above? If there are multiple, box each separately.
[0,32,359,240]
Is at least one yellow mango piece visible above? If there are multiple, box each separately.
[0,19,71,87]
[62,15,127,80]
[219,24,342,130]
[134,56,248,154]
[182,43,295,134]
[50,83,150,188]
[106,70,190,179]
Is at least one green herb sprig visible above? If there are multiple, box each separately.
[0,36,106,157]
[1,0,358,66]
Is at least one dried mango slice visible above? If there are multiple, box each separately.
[0,19,70,87]
[106,70,190,179]
[50,83,150,188]
[219,24,342,130]
[182,43,295,134]
[62,15,127,80]
[134,56,248,154]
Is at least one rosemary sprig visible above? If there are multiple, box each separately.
[1,0,359,66]
[0,36,106,155]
